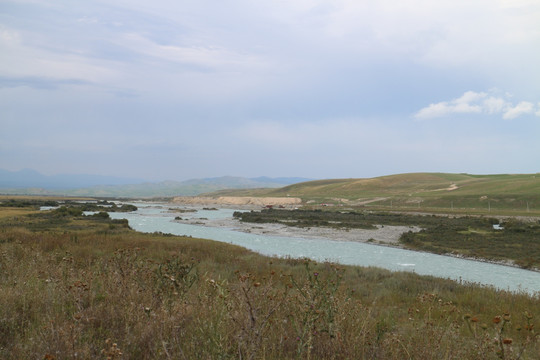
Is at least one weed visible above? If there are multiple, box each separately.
[0,205,539,359]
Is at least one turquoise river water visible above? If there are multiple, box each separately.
[109,203,540,295]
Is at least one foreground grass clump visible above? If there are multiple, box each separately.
[0,208,539,359]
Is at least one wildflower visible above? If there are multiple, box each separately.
[502,338,513,345]
[253,282,261,287]
[493,316,501,324]
[471,317,479,323]
[313,272,319,277]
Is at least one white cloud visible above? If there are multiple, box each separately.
[0,24,118,83]
[414,91,486,120]
[415,90,538,120]
[503,101,535,119]
[0,26,21,43]
[453,102,483,114]
[414,103,453,120]
[309,0,540,77]
[483,97,507,114]
[455,91,486,104]
[536,103,540,117]
[116,33,265,70]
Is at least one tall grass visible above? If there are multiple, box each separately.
[0,209,538,359]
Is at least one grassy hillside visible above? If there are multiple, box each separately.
[269,173,540,197]
[208,173,540,215]
[1,203,539,359]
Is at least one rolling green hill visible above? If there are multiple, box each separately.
[207,173,540,214]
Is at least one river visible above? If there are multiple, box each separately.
[109,203,540,295]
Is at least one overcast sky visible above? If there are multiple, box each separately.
[1,0,539,181]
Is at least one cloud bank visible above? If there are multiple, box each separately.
[414,91,539,120]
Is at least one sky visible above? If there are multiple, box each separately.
[1,0,540,182]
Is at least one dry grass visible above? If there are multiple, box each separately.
[0,209,539,359]
[0,207,36,219]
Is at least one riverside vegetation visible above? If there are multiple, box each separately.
[234,209,540,270]
[0,200,539,359]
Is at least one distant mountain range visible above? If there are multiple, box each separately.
[0,169,311,197]
[0,169,145,189]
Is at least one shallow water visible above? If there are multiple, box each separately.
[109,204,540,294]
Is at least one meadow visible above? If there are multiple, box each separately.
[0,201,539,359]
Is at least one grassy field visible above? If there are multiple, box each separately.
[0,195,94,202]
[207,173,540,216]
[1,202,539,359]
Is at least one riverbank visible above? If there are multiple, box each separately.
[175,213,420,247]
[172,205,540,272]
